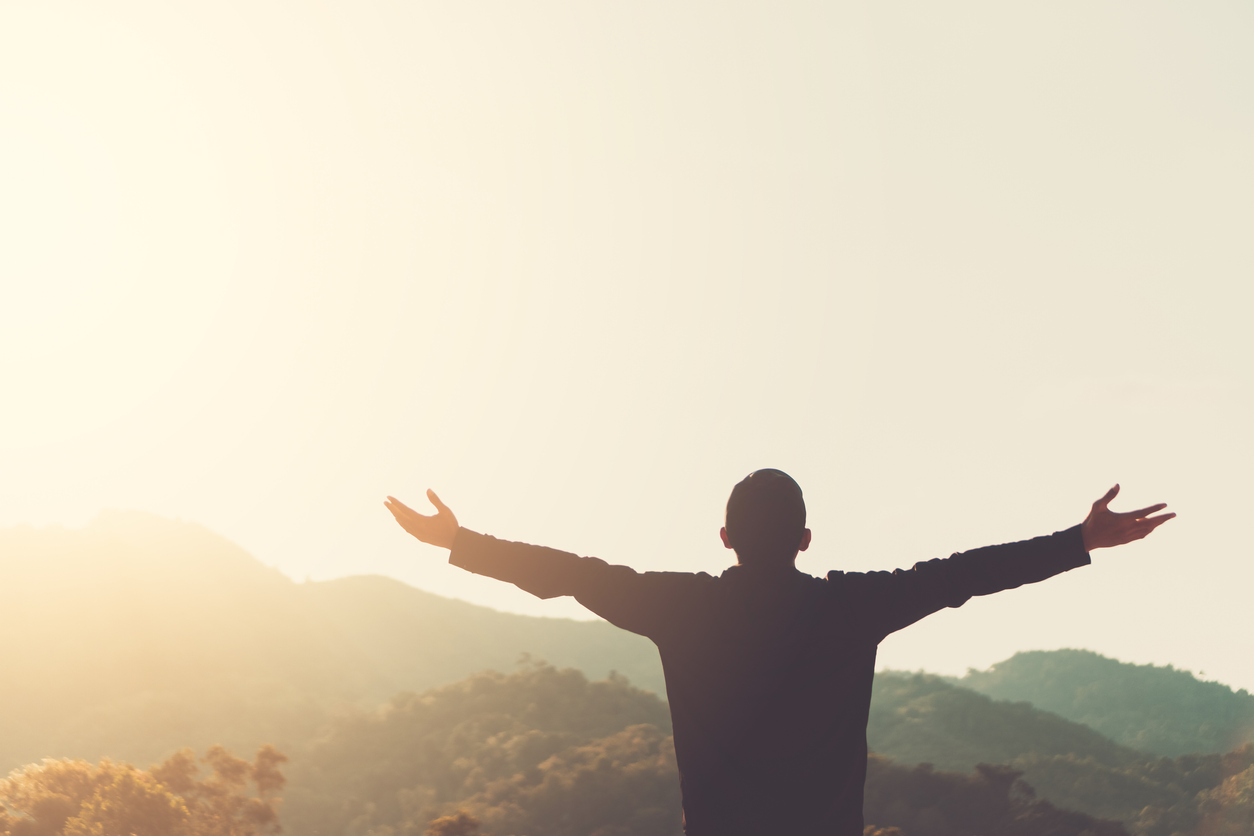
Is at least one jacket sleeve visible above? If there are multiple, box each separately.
[841,524,1091,643]
[448,528,700,639]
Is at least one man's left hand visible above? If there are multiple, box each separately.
[1081,484,1174,551]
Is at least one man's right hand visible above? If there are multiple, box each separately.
[385,490,460,550]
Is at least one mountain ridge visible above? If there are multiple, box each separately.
[954,649,1254,756]
[5,512,1252,834]
[0,512,663,772]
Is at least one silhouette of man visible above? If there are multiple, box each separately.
[385,471,1172,835]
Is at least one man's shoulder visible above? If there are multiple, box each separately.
[640,568,718,586]
[599,568,719,600]
[820,567,884,583]
[819,567,899,598]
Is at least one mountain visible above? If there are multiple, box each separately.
[869,671,1147,773]
[0,512,663,772]
[5,513,1252,835]
[956,649,1254,757]
[870,672,1254,833]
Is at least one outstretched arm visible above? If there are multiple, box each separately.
[385,490,460,550]
[858,484,1175,641]
[384,489,696,638]
[1080,484,1175,551]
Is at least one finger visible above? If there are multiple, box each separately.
[384,503,416,534]
[386,496,419,515]
[1129,513,1176,540]
[427,489,451,516]
[385,500,429,529]
[383,501,413,518]
[1093,484,1120,510]
[1127,503,1168,519]
[391,500,432,524]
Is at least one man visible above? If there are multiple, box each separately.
[385,471,1173,835]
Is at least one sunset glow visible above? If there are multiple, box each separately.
[2,1,1250,697]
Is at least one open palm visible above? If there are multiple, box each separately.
[385,490,460,550]
[1081,484,1174,551]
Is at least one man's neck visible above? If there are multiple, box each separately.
[734,557,799,574]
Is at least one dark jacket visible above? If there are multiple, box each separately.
[450,525,1090,835]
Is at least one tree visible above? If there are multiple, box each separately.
[0,746,286,836]
[1194,764,1254,836]
[62,769,191,836]
[425,811,486,836]
[151,745,287,836]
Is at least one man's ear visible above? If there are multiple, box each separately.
[720,526,734,550]
[798,529,812,552]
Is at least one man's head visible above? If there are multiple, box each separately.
[721,469,811,565]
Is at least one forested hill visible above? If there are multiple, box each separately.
[0,512,661,772]
[3,514,1254,835]
[869,672,1254,832]
[280,663,1132,836]
[869,672,1148,773]
[282,665,1254,836]
[956,649,1254,756]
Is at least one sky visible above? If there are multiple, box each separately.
[2,2,1251,690]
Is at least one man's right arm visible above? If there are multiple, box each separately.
[449,528,698,639]
[383,492,695,638]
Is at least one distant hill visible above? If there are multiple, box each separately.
[956,649,1254,756]
[0,512,663,773]
[5,513,1253,835]
[869,672,1254,832]
[869,671,1147,772]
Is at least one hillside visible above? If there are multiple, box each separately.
[957,649,1254,756]
[0,513,663,772]
[869,672,1254,832]
[869,672,1147,773]
[280,663,1129,836]
[4,513,1252,835]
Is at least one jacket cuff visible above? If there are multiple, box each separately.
[1058,524,1093,569]
[449,527,490,572]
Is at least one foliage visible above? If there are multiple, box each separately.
[869,672,1146,772]
[455,723,680,836]
[424,812,486,836]
[958,650,1254,757]
[3,517,1250,836]
[5,661,1248,836]
[870,671,1254,836]
[1193,762,1254,836]
[282,662,673,836]
[0,746,286,836]
[282,663,1122,836]
[862,758,1128,836]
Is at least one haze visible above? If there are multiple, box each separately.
[2,2,1250,690]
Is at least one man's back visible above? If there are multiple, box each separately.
[649,565,878,834]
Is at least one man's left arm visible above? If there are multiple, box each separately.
[856,484,1173,641]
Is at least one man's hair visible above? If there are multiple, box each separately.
[725,469,806,563]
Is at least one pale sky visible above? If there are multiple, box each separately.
[2,2,1252,690]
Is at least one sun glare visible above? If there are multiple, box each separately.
[0,10,233,448]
